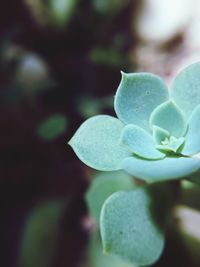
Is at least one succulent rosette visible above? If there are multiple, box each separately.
[69,63,200,183]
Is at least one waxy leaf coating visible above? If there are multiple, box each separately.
[152,125,170,144]
[70,62,200,182]
[114,72,169,131]
[172,62,200,118]
[182,104,200,155]
[69,62,200,266]
[121,124,165,159]
[69,115,130,171]
[149,100,187,138]
[100,187,167,266]
[122,156,200,183]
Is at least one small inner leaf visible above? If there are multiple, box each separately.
[149,100,188,138]
[100,187,168,266]
[121,124,165,159]
[152,125,170,144]
[114,72,169,131]
[156,136,185,153]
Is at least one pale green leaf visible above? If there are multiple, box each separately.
[69,115,131,171]
[182,104,200,155]
[152,125,170,144]
[89,231,136,267]
[86,171,135,224]
[114,72,169,131]
[122,156,200,183]
[171,62,200,118]
[100,186,170,266]
[121,125,165,159]
[149,100,187,138]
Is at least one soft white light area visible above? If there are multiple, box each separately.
[175,205,200,241]
[137,0,193,42]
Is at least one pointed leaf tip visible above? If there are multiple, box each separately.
[69,115,130,171]
[114,72,169,131]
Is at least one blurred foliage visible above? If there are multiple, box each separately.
[78,96,113,118]
[37,114,68,141]
[48,0,77,28]
[4,0,192,266]
[89,46,127,67]
[20,201,65,267]
[15,53,50,94]
[92,0,130,16]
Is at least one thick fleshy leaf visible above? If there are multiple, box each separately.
[171,62,200,118]
[152,125,170,144]
[100,185,171,266]
[182,104,200,155]
[114,72,169,131]
[156,137,185,153]
[121,125,165,159]
[149,100,187,138]
[122,156,200,182]
[85,171,134,224]
[89,231,135,267]
[69,115,130,171]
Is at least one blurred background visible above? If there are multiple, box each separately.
[1,0,200,266]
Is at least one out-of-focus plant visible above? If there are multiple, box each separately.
[37,114,68,141]
[92,0,129,15]
[15,53,50,94]
[25,0,77,28]
[20,201,65,267]
[69,62,200,266]
[48,0,77,28]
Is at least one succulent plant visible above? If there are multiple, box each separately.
[69,62,200,266]
[69,62,200,183]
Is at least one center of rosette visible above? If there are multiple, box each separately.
[155,136,185,153]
